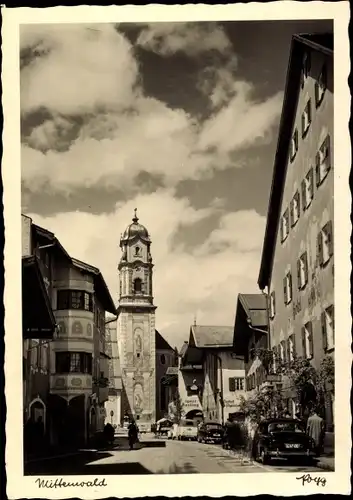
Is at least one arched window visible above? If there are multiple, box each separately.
[133,278,142,294]
[134,246,141,256]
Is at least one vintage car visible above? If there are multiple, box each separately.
[252,418,317,465]
[176,419,198,441]
[197,421,224,444]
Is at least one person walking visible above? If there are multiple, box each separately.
[306,408,325,456]
[128,420,139,450]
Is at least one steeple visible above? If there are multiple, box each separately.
[133,208,139,223]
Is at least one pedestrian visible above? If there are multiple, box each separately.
[306,408,325,456]
[223,416,234,450]
[128,420,138,450]
[104,423,115,446]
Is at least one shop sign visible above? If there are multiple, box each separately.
[183,396,201,408]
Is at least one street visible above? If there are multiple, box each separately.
[25,434,325,475]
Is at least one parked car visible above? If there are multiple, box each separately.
[159,420,172,437]
[252,418,317,465]
[176,419,198,441]
[197,421,224,444]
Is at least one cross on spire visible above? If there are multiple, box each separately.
[133,208,139,223]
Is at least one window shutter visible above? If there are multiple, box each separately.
[297,259,301,289]
[290,200,294,226]
[326,220,333,256]
[308,99,312,122]
[288,273,292,300]
[298,192,301,216]
[308,322,314,358]
[317,231,324,266]
[280,218,284,242]
[301,327,306,358]
[272,292,276,317]
[321,311,327,351]
[229,377,235,392]
[304,252,309,285]
[325,135,331,172]
[301,113,305,136]
[286,338,291,363]
[301,179,307,210]
[283,277,288,304]
[292,334,296,358]
[315,153,321,186]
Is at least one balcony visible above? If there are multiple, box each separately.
[50,373,92,396]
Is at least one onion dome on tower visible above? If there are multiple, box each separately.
[120,208,150,244]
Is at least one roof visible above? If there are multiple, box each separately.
[155,330,174,351]
[190,325,234,348]
[258,32,333,290]
[71,258,116,315]
[30,221,116,315]
[120,210,150,244]
[238,294,268,327]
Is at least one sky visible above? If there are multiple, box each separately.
[20,19,333,349]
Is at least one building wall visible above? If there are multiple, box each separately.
[219,352,246,421]
[268,49,333,422]
[155,347,177,420]
[178,364,203,418]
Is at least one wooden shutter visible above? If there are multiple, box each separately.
[292,334,296,358]
[315,152,321,186]
[317,231,324,266]
[301,179,307,211]
[280,217,284,242]
[304,252,309,285]
[301,327,306,358]
[283,277,287,304]
[229,377,235,392]
[297,258,301,289]
[290,200,294,226]
[326,220,333,257]
[296,192,301,217]
[308,322,314,358]
[286,338,291,363]
[272,291,276,317]
[288,273,292,301]
[321,311,327,351]
[308,99,312,122]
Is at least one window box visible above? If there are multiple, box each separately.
[315,135,331,186]
[322,305,334,351]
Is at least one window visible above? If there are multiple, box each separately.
[322,305,334,351]
[280,209,290,242]
[316,135,331,186]
[301,99,312,137]
[317,221,333,266]
[290,191,300,227]
[301,51,311,88]
[302,168,314,210]
[160,354,166,365]
[283,271,293,305]
[269,291,276,319]
[133,278,142,294]
[57,290,93,312]
[280,340,286,363]
[288,334,295,362]
[315,65,327,107]
[134,246,141,256]
[229,377,244,392]
[297,252,308,290]
[302,322,313,359]
[56,352,92,374]
[290,129,299,161]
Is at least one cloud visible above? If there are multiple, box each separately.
[20,23,283,197]
[135,22,232,57]
[20,24,139,115]
[27,190,266,348]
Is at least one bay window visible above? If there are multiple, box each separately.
[57,290,93,312]
[56,351,93,374]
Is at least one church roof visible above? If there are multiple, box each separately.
[121,209,150,243]
[155,330,174,351]
[190,325,234,348]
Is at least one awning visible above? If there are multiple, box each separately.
[22,256,56,339]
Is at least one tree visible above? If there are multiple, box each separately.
[239,386,285,423]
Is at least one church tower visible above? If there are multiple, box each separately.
[117,209,156,429]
